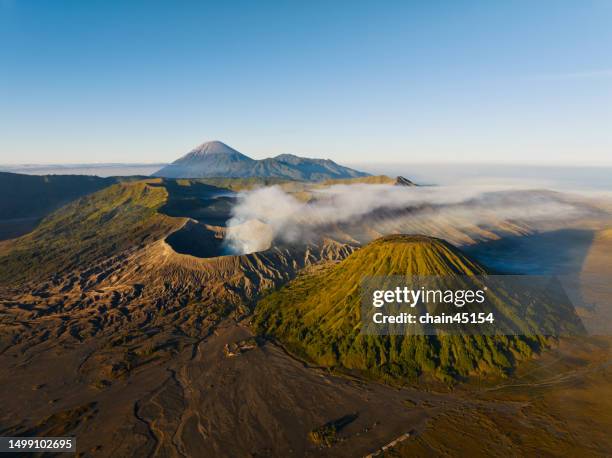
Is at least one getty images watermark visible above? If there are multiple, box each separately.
[360,275,609,336]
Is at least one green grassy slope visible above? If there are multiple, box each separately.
[0,180,179,285]
[253,235,548,383]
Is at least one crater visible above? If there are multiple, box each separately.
[165,221,229,258]
[165,219,276,259]
[156,179,275,258]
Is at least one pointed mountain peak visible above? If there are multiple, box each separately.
[154,140,369,179]
[351,234,487,275]
[167,141,255,168]
[187,140,244,157]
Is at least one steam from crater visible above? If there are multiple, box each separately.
[224,183,601,255]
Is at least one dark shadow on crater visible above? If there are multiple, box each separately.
[165,221,228,258]
[155,180,237,227]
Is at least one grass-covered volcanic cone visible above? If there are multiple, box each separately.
[253,235,555,383]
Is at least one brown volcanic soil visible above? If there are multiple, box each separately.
[0,314,547,458]
[128,321,434,458]
[0,187,382,457]
[390,336,612,457]
[0,179,611,457]
[2,318,609,457]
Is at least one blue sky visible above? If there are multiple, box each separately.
[1,1,611,164]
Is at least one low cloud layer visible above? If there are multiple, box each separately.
[224,184,602,254]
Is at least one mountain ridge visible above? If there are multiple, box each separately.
[153,141,370,181]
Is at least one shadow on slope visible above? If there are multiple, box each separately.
[155,180,236,227]
[463,229,596,275]
[0,172,121,240]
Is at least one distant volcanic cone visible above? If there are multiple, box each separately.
[153,140,370,181]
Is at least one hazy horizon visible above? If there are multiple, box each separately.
[1,146,612,168]
[3,160,611,192]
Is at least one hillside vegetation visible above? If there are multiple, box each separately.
[253,235,550,383]
[0,180,179,284]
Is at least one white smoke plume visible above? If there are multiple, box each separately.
[224,184,604,255]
